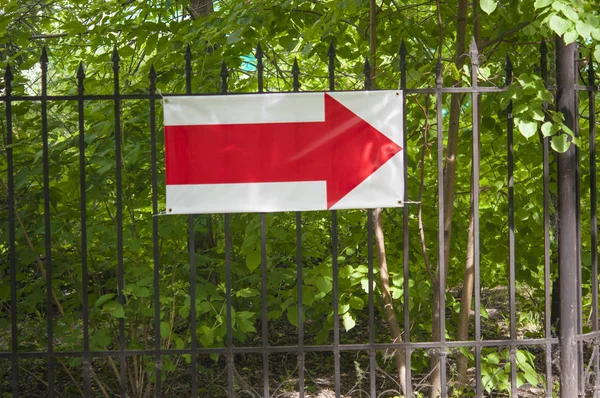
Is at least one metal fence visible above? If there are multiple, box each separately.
[0,37,599,397]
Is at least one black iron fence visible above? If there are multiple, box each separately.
[0,37,599,397]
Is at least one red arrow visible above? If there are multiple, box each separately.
[165,93,402,209]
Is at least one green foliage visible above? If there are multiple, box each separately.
[0,0,599,396]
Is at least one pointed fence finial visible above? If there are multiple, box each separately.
[77,62,85,96]
[400,39,407,58]
[220,60,228,93]
[111,47,120,63]
[111,47,120,73]
[328,40,335,59]
[256,43,264,93]
[184,45,192,64]
[40,46,48,64]
[220,60,229,78]
[505,54,513,85]
[399,40,407,89]
[364,58,372,90]
[328,40,335,91]
[77,62,85,80]
[589,53,596,86]
[292,58,300,92]
[435,55,442,86]
[540,39,547,56]
[4,63,13,83]
[184,45,192,94]
[540,39,548,82]
[469,37,479,65]
[149,64,156,81]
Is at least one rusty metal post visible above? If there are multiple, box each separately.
[556,36,579,397]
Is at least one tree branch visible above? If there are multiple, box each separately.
[481,21,531,50]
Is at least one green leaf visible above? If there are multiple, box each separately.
[480,0,498,14]
[91,329,111,348]
[342,312,356,331]
[576,20,594,37]
[534,0,552,8]
[564,29,578,44]
[594,46,600,63]
[61,20,87,34]
[160,322,170,339]
[549,15,571,36]
[287,305,298,326]
[541,122,557,137]
[551,134,570,153]
[314,276,332,294]
[486,352,500,364]
[95,293,116,308]
[246,250,261,272]
[137,276,154,287]
[480,304,489,319]
[349,296,364,310]
[516,119,538,139]
[520,362,539,386]
[236,288,259,298]
[226,28,244,44]
[133,286,150,298]
[198,325,214,347]
[560,4,579,22]
[110,304,125,319]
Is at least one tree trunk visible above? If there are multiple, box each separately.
[368,2,406,393]
[455,3,481,389]
[456,171,476,389]
[373,208,407,395]
[189,0,213,18]
[429,0,469,396]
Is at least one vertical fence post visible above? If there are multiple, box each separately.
[506,53,518,397]
[362,58,377,398]
[40,46,55,398]
[399,39,412,398]
[588,52,600,397]
[77,61,91,397]
[327,40,341,398]
[220,60,235,398]
[540,38,554,398]
[4,62,18,398]
[556,36,580,398]
[183,44,199,398]
[111,46,127,398]
[256,42,271,398]
[149,64,162,398]
[291,57,306,398]
[434,52,448,398]
[469,38,483,398]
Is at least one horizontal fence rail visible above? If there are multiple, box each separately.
[1,37,599,398]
